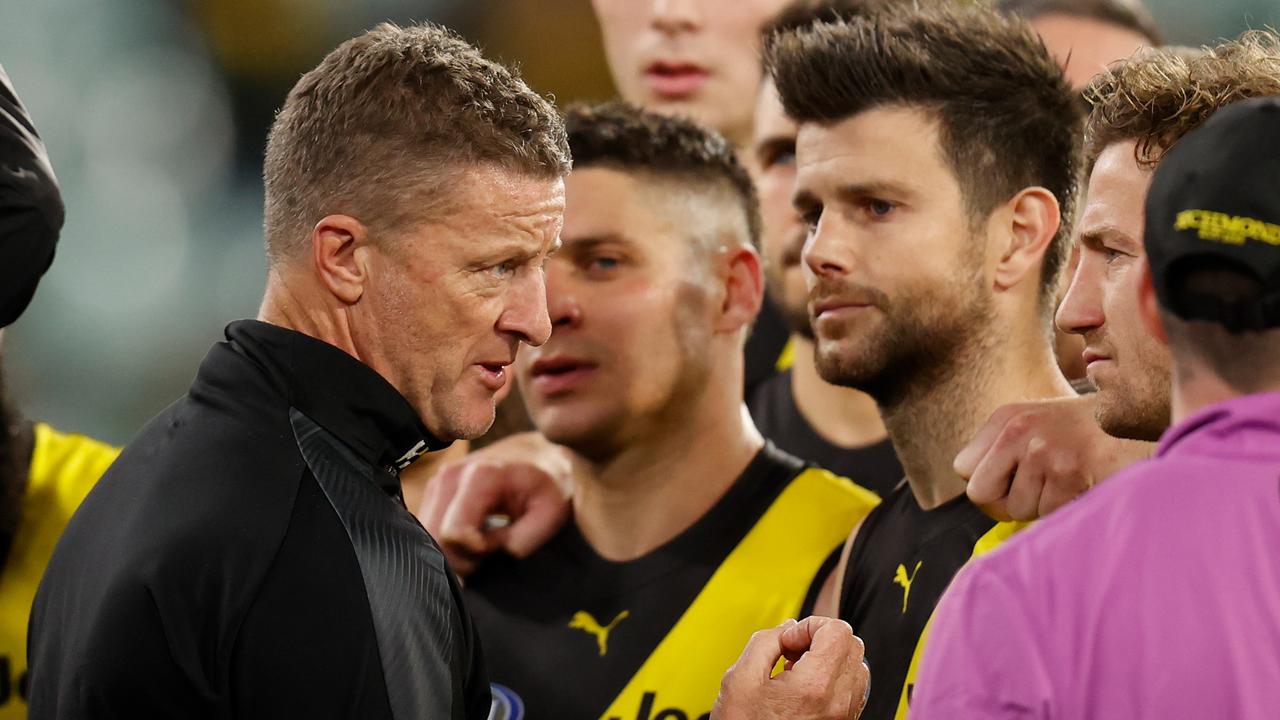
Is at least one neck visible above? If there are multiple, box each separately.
[258,271,356,357]
[572,365,764,562]
[790,335,887,447]
[883,317,1074,510]
[1170,363,1280,425]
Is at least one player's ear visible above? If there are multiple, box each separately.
[1136,258,1168,345]
[993,187,1060,294]
[311,214,371,305]
[714,241,764,335]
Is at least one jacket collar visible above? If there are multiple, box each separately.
[225,320,448,473]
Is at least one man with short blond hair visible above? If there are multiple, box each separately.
[30,23,569,719]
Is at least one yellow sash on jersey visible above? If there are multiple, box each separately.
[600,468,878,720]
[0,424,118,719]
[891,520,1030,720]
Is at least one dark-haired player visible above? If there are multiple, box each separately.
[720,6,1085,719]
[746,0,902,497]
[463,102,878,720]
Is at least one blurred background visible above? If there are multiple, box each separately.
[4,0,1278,445]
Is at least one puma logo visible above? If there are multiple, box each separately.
[893,561,923,614]
[569,610,630,657]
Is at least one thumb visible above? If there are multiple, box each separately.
[502,489,571,558]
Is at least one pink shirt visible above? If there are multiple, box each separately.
[912,391,1280,719]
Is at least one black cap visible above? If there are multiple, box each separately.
[0,65,63,329]
[1143,96,1280,333]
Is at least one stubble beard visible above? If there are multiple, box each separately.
[1094,372,1171,442]
[814,271,996,413]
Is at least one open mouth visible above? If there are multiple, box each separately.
[474,361,511,391]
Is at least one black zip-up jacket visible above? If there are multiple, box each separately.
[29,320,489,719]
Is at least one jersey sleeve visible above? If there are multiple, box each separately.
[909,557,1053,720]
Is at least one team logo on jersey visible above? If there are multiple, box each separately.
[569,610,630,656]
[893,561,923,613]
[488,683,525,720]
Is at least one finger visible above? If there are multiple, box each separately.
[1005,437,1048,521]
[953,404,1020,477]
[785,617,858,671]
[502,475,572,558]
[965,422,1033,516]
[1038,461,1088,518]
[853,657,871,720]
[964,445,1019,518]
[734,623,791,680]
[439,467,508,553]
[418,466,461,538]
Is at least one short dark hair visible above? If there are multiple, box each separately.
[263,23,571,264]
[1084,31,1280,170]
[997,0,1163,46]
[761,0,880,42]
[1162,264,1280,391]
[765,4,1084,310]
[564,101,761,251]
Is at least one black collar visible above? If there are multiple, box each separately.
[226,320,448,474]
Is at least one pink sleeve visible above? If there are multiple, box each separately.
[908,557,1053,720]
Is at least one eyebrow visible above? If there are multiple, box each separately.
[792,180,914,215]
[754,135,795,162]
[1079,225,1140,249]
[833,181,915,204]
[559,233,636,251]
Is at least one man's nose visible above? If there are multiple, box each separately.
[500,269,553,347]
[650,0,701,35]
[1056,249,1105,336]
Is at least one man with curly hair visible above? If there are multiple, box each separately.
[914,30,1280,718]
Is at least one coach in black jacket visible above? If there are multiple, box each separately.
[28,23,570,720]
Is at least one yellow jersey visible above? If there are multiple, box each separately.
[0,423,117,718]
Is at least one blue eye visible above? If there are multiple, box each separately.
[591,257,619,271]
[768,149,795,168]
[489,262,516,279]
[867,199,895,218]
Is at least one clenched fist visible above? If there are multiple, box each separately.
[712,617,869,720]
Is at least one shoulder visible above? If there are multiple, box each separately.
[28,422,121,513]
[57,394,308,582]
[790,465,882,522]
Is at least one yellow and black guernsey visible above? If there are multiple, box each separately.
[837,484,1026,720]
[466,442,878,720]
[0,423,117,719]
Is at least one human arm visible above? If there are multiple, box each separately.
[955,395,1154,521]
[415,431,581,576]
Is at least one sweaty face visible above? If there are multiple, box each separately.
[751,80,810,338]
[515,167,719,457]
[794,107,993,404]
[1056,141,1171,441]
[590,0,792,146]
[1031,13,1152,89]
[356,167,564,442]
